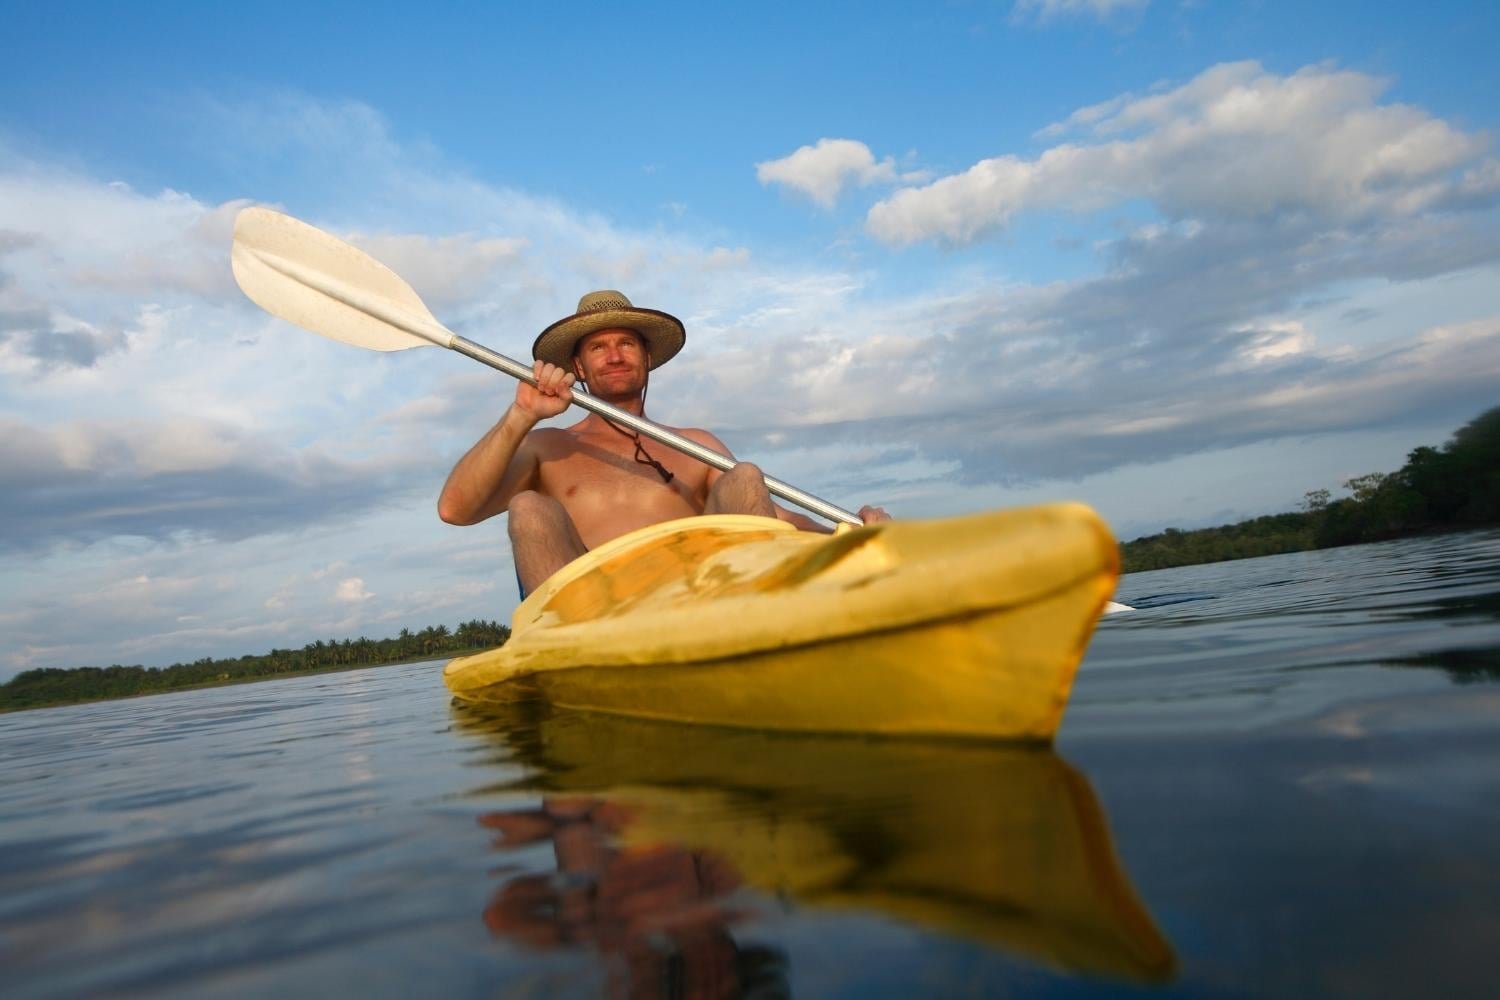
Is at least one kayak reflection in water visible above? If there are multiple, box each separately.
[480,796,789,998]
[460,705,1176,986]
[436,290,890,595]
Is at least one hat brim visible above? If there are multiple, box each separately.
[532,307,685,371]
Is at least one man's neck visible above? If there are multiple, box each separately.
[579,394,647,429]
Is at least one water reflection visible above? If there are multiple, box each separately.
[480,797,788,998]
[1381,645,1500,682]
[1385,588,1500,623]
[456,703,1175,991]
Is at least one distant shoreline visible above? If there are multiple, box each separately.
[1120,406,1498,573]
[1,619,511,715]
[0,649,489,715]
[1121,520,1486,574]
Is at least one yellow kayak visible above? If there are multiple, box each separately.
[444,502,1118,740]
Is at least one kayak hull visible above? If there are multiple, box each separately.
[475,576,1099,739]
[445,502,1118,740]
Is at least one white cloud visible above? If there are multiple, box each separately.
[346,231,525,308]
[1013,0,1149,21]
[1234,321,1316,366]
[0,166,251,302]
[0,311,125,375]
[334,577,373,602]
[756,139,901,208]
[0,414,438,553]
[702,247,751,270]
[867,62,1495,246]
[311,561,350,581]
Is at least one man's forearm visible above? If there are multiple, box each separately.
[437,406,537,524]
[775,504,833,534]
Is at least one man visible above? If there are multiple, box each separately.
[438,290,889,594]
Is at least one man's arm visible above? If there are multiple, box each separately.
[773,502,833,533]
[437,361,573,525]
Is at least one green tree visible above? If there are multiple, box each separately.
[1300,488,1331,513]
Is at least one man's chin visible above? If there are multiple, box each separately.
[591,383,645,402]
[594,374,645,393]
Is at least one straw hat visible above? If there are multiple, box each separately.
[532,290,685,371]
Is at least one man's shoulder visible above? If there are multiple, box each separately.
[673,425,726,447]
[524,425,581,455]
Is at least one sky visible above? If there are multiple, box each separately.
[2,0,1498,678]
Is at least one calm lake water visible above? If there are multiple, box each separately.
[4,530,1499,998]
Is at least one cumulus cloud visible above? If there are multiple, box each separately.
[0,308,125,373]
[699,309,1500,497]
[1232,321,1316,366]
[346,231,525,308]
[0,417,440,554]
[660,196,1500,486]
[867,61,1496,245]
[0,229,40,255]
[757,139,908,208]
[0,167,253,301]
[0,235,130,373]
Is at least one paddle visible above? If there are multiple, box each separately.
[231,207,862,525]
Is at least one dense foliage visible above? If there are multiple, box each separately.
[1,619,510,712]
[1122,405,1500,572]
[1119,511,1318,571]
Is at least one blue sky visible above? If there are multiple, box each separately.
[2,0,1498,677]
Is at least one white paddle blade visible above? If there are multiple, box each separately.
[232,207,452,353]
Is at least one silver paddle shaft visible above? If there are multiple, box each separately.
[450,337,862,526]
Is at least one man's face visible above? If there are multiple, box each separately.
[573,328,650,397]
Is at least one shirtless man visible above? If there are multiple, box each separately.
[437,290,889,594]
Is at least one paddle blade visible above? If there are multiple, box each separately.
[232,207,450,352]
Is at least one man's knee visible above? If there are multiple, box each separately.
[507,490,562,536]
[721,462,764,487]
[707,462,774,517]
[709,462,765,499]
[711,464,768,497]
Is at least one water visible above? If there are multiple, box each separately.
[3,530,1499,997]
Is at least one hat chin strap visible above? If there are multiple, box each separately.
[581,367,675,485]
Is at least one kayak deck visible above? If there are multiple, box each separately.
[445,502,1119,740]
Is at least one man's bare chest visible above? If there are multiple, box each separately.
[537,439,707,507]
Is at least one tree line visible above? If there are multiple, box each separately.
[0,619,511,712]
[1121,405,1500,572]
